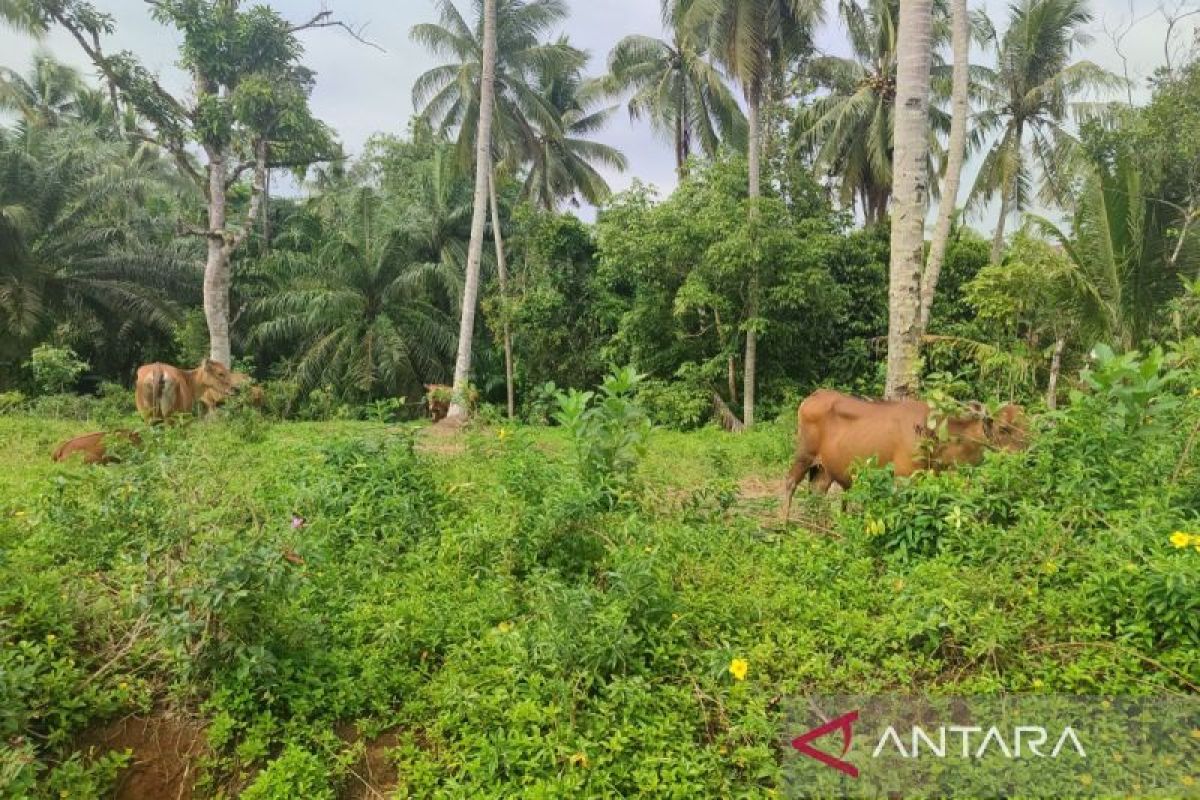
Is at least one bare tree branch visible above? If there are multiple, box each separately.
[289,10,385,52]
[229,139,269,252]
[1162,2,1200,76]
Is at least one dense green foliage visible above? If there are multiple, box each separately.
[2,2,1200,793]
[1,347,1197,796]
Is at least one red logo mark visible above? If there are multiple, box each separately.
[791,709,859,778]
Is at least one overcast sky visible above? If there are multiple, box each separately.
[0,0,1191,227]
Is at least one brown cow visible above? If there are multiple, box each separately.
[424,384,451,423]
[780,389,1027,523]
[134,359,241,423]
[52,430,141,465]
[424,384,479,422]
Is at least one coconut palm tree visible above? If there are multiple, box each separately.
[969,0,1124,263]
[447,0,499,420]
[685,0,825,426]
[885,0,934,398]
[411,0,574,172]
[521,43,629,211]
[1031,146,1182,349]
[795,0,951,225]
[250,188,457,398]
[0,53,84,129]
[918,0,970,335]
[603,0,746,177]
[414,0,579,418]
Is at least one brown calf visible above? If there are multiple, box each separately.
[52,430,142,465]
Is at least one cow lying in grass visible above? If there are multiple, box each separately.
[52,430,142,465]
[781,389,1027,523]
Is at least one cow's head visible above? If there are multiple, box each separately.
[988,403,1029,451]
[197,358,238,398]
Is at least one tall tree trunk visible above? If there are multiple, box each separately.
[918,0,968,335]
[743,90,761,428]
[885,0,933,399]
[990,187,1011,265]
[488,163,515,419]
[1046,336,1065,410]
[203,145,232,368]
[676,76,688,178]
[990,122,1020,264]
[727,356,739,406]
[714,307,738,405]
[261,164,271,252]
[448,0,497,421]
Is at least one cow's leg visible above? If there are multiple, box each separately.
[781,452,815,525]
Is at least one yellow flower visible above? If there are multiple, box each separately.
[1032,679,1044,688]
[497,621,513,633]
[729,658,749,681]
[118,681,129,691]
[14,510,26,517]
[497,427,508,441]
[1078,774,1093,787]
[1182,776,1195,788]
[1170,531,1193,549]
[45,634,56,644]
[864,517,886,537]
[1041,561,1059,575]
[569,752,589,768]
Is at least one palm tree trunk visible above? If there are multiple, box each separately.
[676,77,688,178]
[990,121,1020,264]
[488,162,515,420]
[918,0,968,336]
[448,0,497,421]
[203,144,232,368]
[262,164,271,252]
[885,0,933,400]
[743,90,761,427]
[1046,335,1065,410]
[990,189,1011,265]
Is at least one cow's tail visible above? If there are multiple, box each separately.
[157,372,177,421]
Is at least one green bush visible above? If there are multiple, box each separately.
[26,344,89,395]
[240,745,336,800]
[554,366,652,506]
[0,390,26,412]
[637,378,711,430]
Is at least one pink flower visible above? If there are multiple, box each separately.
[291,515,305,529]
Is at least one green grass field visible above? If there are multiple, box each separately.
[1,405,1196,798]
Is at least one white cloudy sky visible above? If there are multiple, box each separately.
[0,0,1191,227]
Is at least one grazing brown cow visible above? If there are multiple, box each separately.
[424,384,451,423]
[245,384,265,410]
[52,430,141,465]
[424,384,480,422]
[780,389,1027,522]
[134,359,240,423]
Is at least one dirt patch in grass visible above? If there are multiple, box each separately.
[75,712,208,800]
[738,474,782,501]
[414,420,466,456]
[336,723,400,800]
